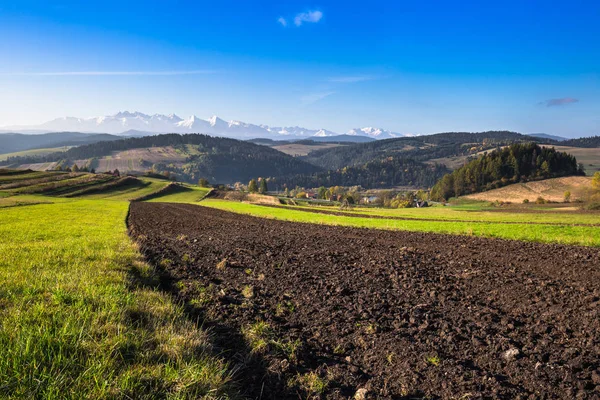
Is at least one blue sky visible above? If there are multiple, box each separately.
[0,0,598,136]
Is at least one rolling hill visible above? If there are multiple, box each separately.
[300,130,552,171]
[430,143,584,201]
[0,134,322,184]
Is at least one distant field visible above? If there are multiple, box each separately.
[427,146,505,169]
[198,198,600,247]
[464,176,593,203]
[543,145,600,175]
[272,142,345,156]
[0,146,68,161]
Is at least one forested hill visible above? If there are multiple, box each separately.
[270,157,450,190]
[430,143,584,201]
[560,136,600,148]
[1,134,322,184]
[301,131,552,170]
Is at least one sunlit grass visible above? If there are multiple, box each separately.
[146,185,211,203]
[283,201,600,225]
[200,199,600,247]
[0,199,238,399]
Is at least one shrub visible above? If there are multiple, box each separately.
[585,202,600,211]
[198,178,210,187]
[522,198,530,204]
[535,197,547,204]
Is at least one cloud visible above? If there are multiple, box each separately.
[541,97,579,107]
[294,10,323,26]
[301,91,335,105]
[0,70,216,76]
[277,16,288,27]
[328,75,378,83]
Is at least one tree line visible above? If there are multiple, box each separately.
[270,157,450,190]
[430,143,584,201]
[560,136,600,148]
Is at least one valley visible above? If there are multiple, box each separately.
[1,132,599,399]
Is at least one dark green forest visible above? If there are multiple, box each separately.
[270,157,450,190]
[560,136,600,148]
[430,143,584,201]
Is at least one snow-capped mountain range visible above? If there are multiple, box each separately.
[1,111,411,140]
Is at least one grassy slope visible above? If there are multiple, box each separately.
[463,176,592,203]
[0,196,237,398]
[146,185,211,203]
[199,199,600,247]
[82,177,171,201]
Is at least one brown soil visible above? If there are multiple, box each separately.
[128,202,600,399]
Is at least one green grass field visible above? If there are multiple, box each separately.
[199,199,600,247]
[284,201,600,225]
[0,195,237,398]
[1,165,598,399]
[146,185,211,203]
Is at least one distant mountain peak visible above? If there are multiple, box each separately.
[1,111,412,140]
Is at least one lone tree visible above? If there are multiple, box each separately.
[564,191,571,203]
[72,164,79,172]
[198,178,210,188]
[258,178,268,194]
[248,179,258,193]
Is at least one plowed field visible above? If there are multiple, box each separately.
[129,202,600,399]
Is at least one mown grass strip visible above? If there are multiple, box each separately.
[281,202,600,225]
[0,200,239,399]
[201,199,600,247]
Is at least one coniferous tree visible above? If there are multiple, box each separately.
[248,179,258,193]
[258,178,268,194]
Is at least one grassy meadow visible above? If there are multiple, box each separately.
[0,175,238,398]
[1,166,599,399]
[199,199,600,247]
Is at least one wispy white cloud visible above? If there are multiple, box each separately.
[301,91,335,105]
[294,10,323,26]
[540,97,579,107]
[327,75,378,83]
[0,70,217,76]
[277,16,288,27]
